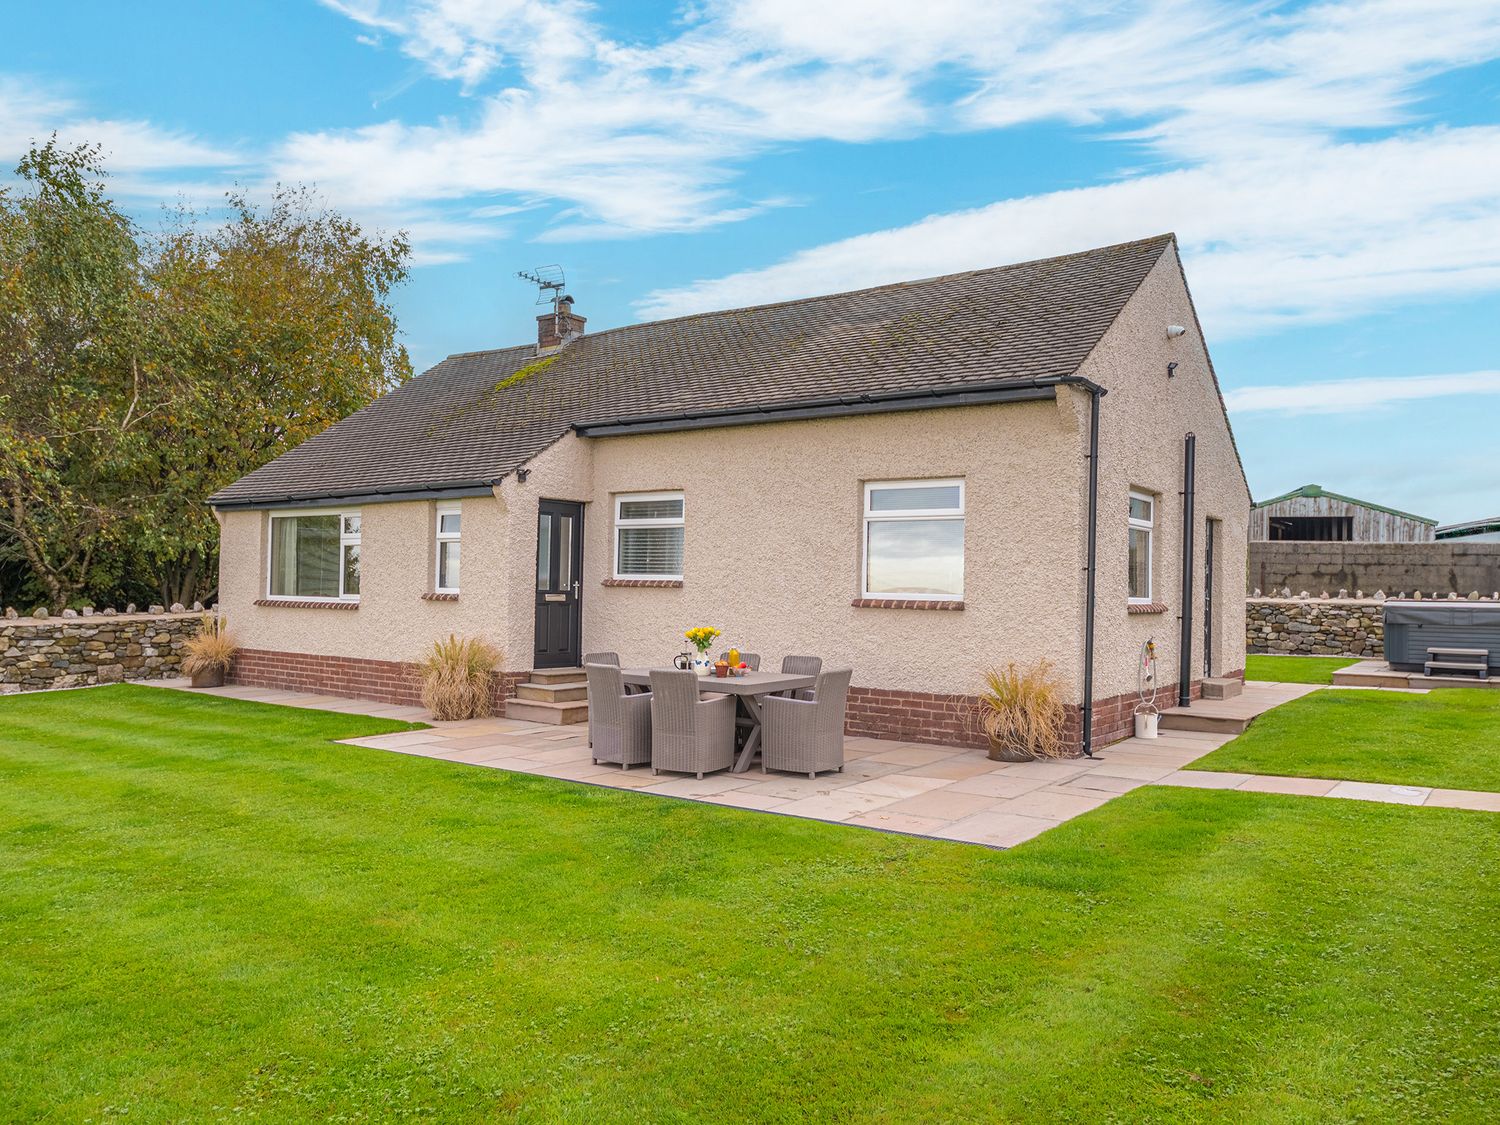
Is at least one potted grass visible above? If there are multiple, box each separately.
[973,659,1068,762]
[182,614,238,688]
[417,634,503,721]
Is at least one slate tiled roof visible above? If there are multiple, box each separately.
[210,234,1175,507]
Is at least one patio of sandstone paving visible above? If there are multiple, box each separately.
[156,679,1500,847]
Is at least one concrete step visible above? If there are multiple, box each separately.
[507,698,589,725]
[1200,677,1243,700]
[1428,646,1488,658]
[1157,709,1251,736]
[516,681,588,703]
[529,667,587,685]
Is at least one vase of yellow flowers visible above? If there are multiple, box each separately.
[684,626,721,675]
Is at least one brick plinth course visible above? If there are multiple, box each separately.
[0,612,199,693]
[230,648,525,716]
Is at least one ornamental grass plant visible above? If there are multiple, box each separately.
[417,634,503,721]
[975,659,1068,761]
[181,615,238,677]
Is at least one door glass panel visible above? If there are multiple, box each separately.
[558,516,573,590]
[536,513,552,590]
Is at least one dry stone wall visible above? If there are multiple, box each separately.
[0,611,200,693]
[1247,589,1500,657]
[1247,597,1385,657]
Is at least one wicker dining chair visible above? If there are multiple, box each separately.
[761,668,852,778]
[648,669,736,779]
[779,653,822,700]
[586,663,652,770]
[583,651,620,666]
[719,651,761,671]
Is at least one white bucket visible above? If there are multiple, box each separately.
[1134,711,1159,739]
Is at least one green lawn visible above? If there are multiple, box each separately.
[1189,688,1500,792]
[1246,654,1359,684]
[3,685,1499,1122]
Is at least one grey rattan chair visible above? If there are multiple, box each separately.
[583,651,620,666]
[780,654,822,700]
[761,668,852,778]
[586,663,652,770]
[648,669,736,779]
[719,651,761,671]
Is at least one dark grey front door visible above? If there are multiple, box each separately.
[534,500,583,669]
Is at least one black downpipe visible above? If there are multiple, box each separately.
[1203,518,1215,678]
[1178,433,1197,708]
[1081,387,1104,758]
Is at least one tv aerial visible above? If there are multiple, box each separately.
[517,264,567,309]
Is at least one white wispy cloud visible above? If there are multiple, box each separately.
[1226,370,1500,415]
[285,0,1500,276]
[636,126,1500,334]
[0,76,239,178]
[7,0,1500,302]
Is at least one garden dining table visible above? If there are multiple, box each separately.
[619,668,817,773]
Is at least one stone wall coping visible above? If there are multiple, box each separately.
[1247,596,1495,605]
[1,611,203,626]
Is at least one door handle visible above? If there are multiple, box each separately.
[572,581,580,598]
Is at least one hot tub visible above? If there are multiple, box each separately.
[1383,601,1500,673]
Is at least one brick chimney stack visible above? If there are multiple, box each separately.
[537,294,586,350]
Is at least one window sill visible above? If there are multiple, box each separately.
[852,598,964,611]
[422,592,459,602]
[603,578,684,588]
[1128,601,1169,615]
[254,598,358,610]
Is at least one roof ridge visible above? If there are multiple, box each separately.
[1254,483,1437,525]
[449,233,1179,361]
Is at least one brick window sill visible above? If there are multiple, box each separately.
[1128,601,1169,615]
[254,598,358,610]
[421,592,459,602]
[602,578,683,588]
[851,598,964,611]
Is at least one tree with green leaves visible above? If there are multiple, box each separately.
[0,139,412,610]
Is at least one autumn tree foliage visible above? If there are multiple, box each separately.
[0,139,411,610]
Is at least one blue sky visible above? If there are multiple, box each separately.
[6,0,1499,523]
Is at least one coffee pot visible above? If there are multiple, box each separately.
[672,652,693,670]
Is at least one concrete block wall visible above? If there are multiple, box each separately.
[1250,542,1500,598]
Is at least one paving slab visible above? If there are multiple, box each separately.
[938,809,1055,847]
[945,773,1055,799]
[845,810,954,835]
[880,788,1002,821]
[1156,770,1256,789]
[1424,788,1500,812]
[1004,787,1110,821]
[840,774,955,800]
[776,790,904,823]
[1236,775,1340,797]
[1326,780,1431,806]
[644,774,758,798]
[1061,773,1147,796]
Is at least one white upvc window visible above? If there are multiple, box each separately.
[862,479,965,600]
[435,505,461,593]
[267,510,361,601]
[1128,491,1154,603]
[614,491,684,580]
